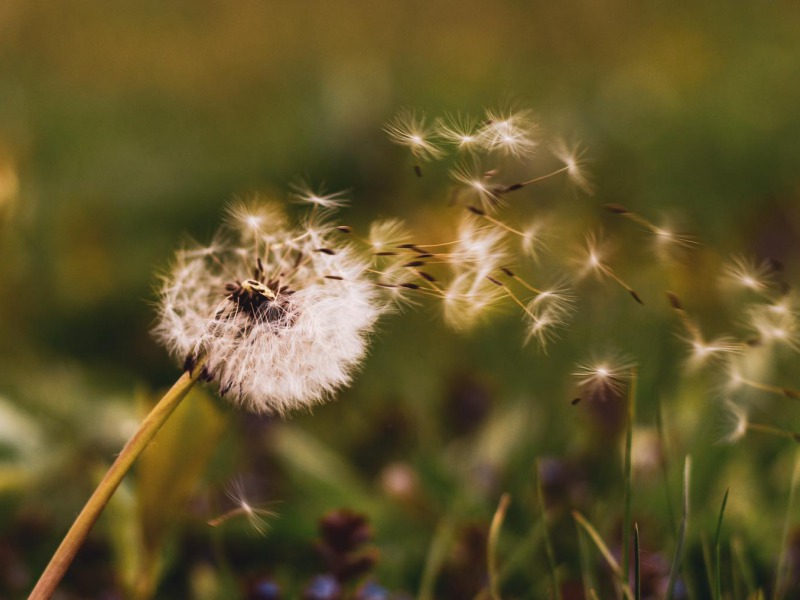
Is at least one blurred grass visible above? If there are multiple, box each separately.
[1,1,800,598]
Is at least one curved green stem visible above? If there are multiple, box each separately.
[29,361,206,600]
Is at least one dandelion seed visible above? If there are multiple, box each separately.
[208,478,277,535]
[226,199,289,241]
[368,218,410,254]
[745,302,799,351]
[479,108,538,157]
[155,201,386,415]
[524,303,570,351]
[436,112,481,152]
[575,232,642,304]
[720,399,749,444]
[722,256,774,293]
[450,161,503,213]
[385,109,443,162]
[519,219,548,261]
[573,355,636,401]
[552,138,593,193]
[685,336,743,370]
[291,182,349,210]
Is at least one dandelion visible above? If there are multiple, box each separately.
[573,355,636,401]
[155,200,385,415]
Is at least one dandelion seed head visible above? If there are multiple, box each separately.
[155,202,385,415]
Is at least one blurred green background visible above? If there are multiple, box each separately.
[2,1,800,598]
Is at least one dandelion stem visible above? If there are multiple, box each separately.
[29,360,207,600]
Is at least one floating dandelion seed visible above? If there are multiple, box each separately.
[573,355,636,401]
[575,232,643,304]
[208,478,277,535]
[552,138,593,193]
[720,399,750,444]
[368,218,410,254]
[291,182,349,211]
[450,161,503,212]
[155,200,385,415]
[519,219,548,261]
[722,256,774,293]
[479,108,538,157]
[385,109,443,167]
[436,112,482,152]
[684,335,743,370]
[745,302,799,351]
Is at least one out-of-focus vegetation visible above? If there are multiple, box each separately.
[2,1,800,598]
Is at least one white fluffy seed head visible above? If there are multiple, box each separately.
[154,200,385,415]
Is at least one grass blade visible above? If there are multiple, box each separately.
[714,488,730,600]
[577,520,598,597]
[634,523,641,600]
[656,394,677,536]
[418,515,456,600]
[487,493,511,600]
[623,369,637,580]
[573,511,633,599]
[665,455,691,599]
[537,460,562,600]
[773,450,800,600]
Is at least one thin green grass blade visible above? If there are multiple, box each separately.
[623,369,637,580]
[537,460,562,600]
[487,493,511,600]
[656,395,677,536]
[714,488,730,600]
[634,523,641,600]
[577,522,597,597]
[573,511,633,599]
[773,450,800,600]
[665,456,691,600]
[418,516,456,600]
[731,537,756,598]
